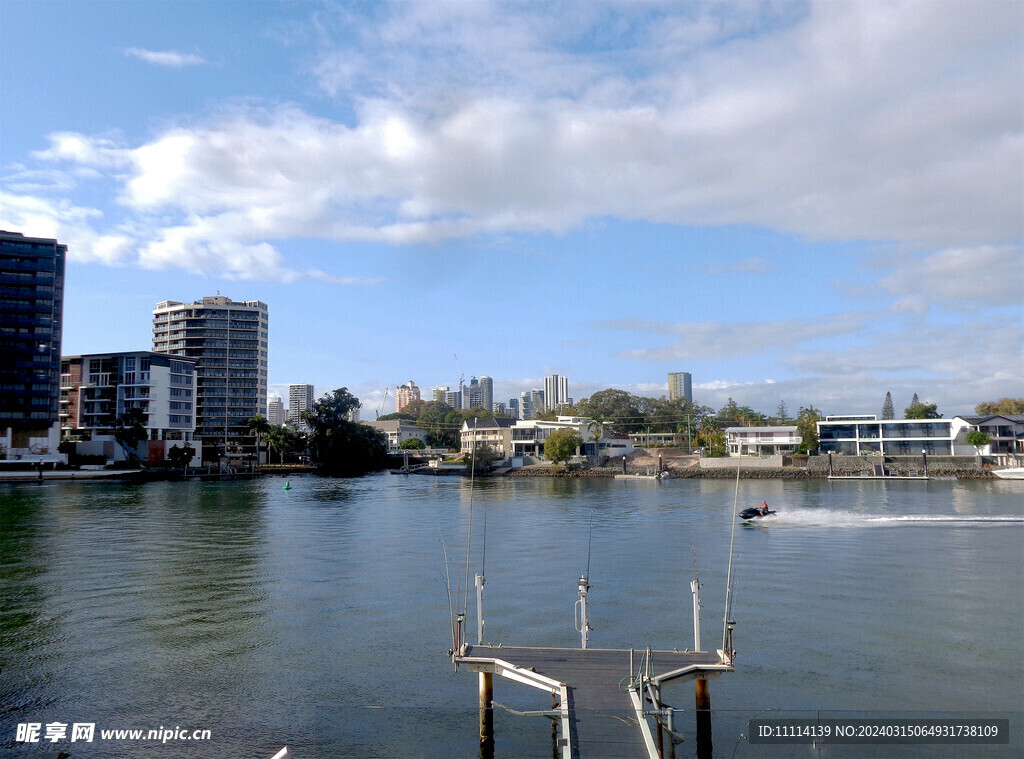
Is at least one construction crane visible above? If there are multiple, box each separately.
[453,354,464,395]
[376,387,389,419]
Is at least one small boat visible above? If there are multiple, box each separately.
[739,507,775,521]
[992,467,1024,480]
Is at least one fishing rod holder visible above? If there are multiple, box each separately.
[574,573,591,649]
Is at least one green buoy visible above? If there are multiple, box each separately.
[283,481,292,490]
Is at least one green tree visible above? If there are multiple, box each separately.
[113,408,148,460]
[305,388,387,474]
[544,428,583,464]
[166,444,196,468]
[572,389,644,432]
[266,424,307,464]
[695,417,726,456]
[399,437,426,450]
[796,405,822,453]
[376,412,417,422]
[965,430,990,455]
[975,398,1024,415]
[882,392,895,420]
[464,444,500,473]
[776,400,790,424]
[905,400,940,419]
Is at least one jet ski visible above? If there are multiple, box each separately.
[740,507,776,521]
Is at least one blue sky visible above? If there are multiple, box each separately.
[2,0,1021,417]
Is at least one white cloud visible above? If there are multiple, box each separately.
[600,314,868,360]
[880,246,1023,313]
[14,2,1024,280]
[124,48,206,68]
[0,192,133,265]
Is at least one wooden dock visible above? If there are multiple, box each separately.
[456,644,732,758]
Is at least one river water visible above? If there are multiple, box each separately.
[1,474,1021,758]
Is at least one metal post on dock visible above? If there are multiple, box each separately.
[575,574,591,649]
[475,573,485,645]
[690,578,701,652]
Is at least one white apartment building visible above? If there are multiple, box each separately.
[153,296,268,458]
[267,396,286,425]
[544,374,569,412]
[460,417,516,456]
[60,351,202,465]
[289,384,315,424]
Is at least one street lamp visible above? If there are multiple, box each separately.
[921,448,928,479]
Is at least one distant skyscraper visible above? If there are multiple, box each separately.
[668,372,692,403]
[444,389,462,409]
[509,397,519,419]
[519,391,533,420]
[395,380,421,413]
[288,384,315,424]
[1,231,66,456]
[466,377,482,409]
[493,402,506,415]
[530,389,545,418]
[544,374,569,412]
[480,376,493,412]
[432,386,447,403]
[153,295,268,458]
[268,396,286,425]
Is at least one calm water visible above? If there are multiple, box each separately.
[1,475,1022,758]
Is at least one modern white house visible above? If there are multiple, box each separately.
[817,414,1024,456]
[725,426,801,456]
[363,419,428,451]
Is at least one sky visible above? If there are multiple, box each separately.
[1,0,1021,419]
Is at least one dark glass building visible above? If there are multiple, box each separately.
[0,231,66,455]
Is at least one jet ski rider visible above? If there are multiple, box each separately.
[759,500,770,516]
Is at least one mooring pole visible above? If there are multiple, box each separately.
[479,671,494,759]
[695,678,712,759]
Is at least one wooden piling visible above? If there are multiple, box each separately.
[695,678,712,759]
[479,671,494,758]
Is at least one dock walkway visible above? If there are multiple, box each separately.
[458,645,730,758]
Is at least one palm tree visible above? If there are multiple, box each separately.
[247,415,271,463]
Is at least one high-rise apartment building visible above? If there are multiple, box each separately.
[509,397,520,419]
[668,372,692,403]
[288,384,315,424]
[531,389,545,417]
[544,374,569,412]
[1,231,66,458]
[466,377,482,409]
[267,396,286,425]
[431,386,447,403]
[444,389,462,409]
[60,351,199,462]
[153,296,268,458]
[480,376,493,412]
[396,380,421,413]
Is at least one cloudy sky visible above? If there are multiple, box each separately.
[2,0,1021,417]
